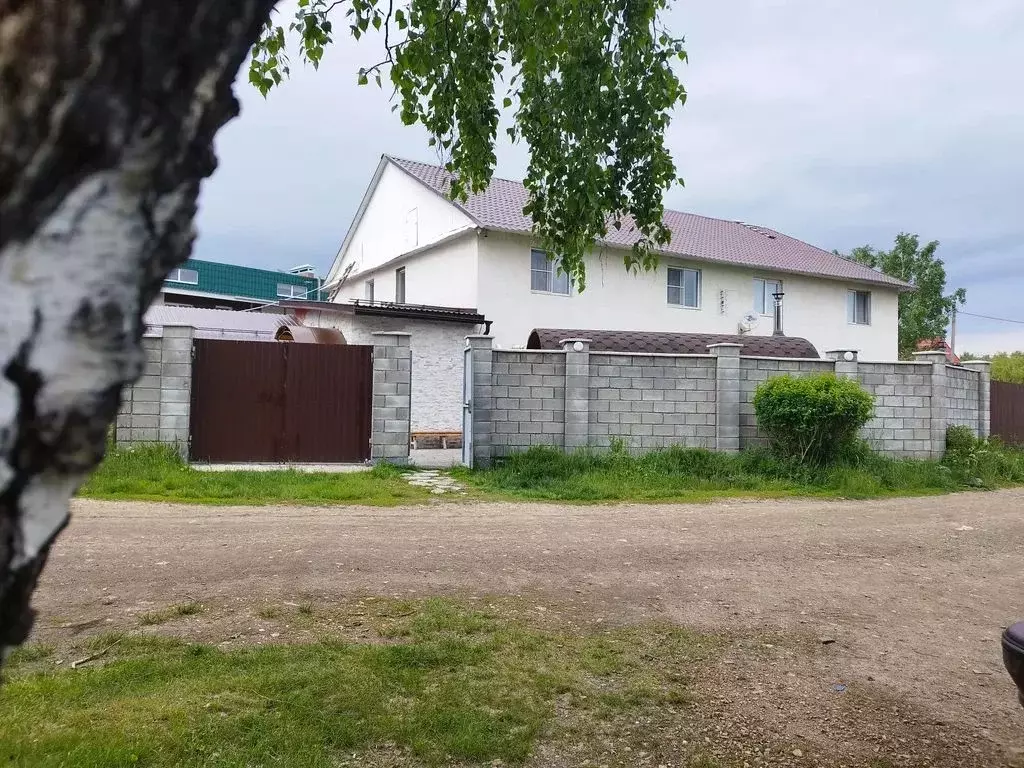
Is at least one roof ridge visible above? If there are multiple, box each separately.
[382,153,910,290]
[386,154,527,187]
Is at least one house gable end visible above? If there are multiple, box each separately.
[325,156,476,291]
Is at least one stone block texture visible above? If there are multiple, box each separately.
[490,350,565,457]
[470,345,991,462]
[855,362,934,458]
[945,365,980,430]
[371,333,412,463]
[115,328,194,455]
[588,354,717,450]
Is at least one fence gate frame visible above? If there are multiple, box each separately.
[189,339,373,463]
[461,345,474,467]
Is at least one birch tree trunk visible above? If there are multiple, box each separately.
[0,0,276,660]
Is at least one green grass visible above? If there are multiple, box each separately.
[456,442,1024,503]
[79,445,431,506]
[138,601,206,626]
[80,438,1024,507]
[0,600,720,768]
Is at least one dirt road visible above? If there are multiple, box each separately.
[35,491,1024,765]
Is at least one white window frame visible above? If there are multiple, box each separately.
[753,277,783,316]
[848,290,871,325]
[395,267,406,304]
[166,267,198,285]
[667,267,701,309]
[276,283,308,299]
[530,249,570,295]
[364,279,375,302]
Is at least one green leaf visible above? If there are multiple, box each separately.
[249,0,689,291]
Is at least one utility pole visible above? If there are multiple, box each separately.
[950,304,957,356]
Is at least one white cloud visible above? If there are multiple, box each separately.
[193,0,1024,341]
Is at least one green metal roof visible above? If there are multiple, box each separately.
[163,259,322,302]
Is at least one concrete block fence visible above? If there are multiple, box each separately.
[467,337,991,467]
[370,331,412,464]
[117,325,416,465]
[116,326,195,454]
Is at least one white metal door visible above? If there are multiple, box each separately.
[462,345,473,467]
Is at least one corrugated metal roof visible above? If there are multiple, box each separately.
[144,306,301,341]
[163,259,323,302]
[387,156,910,291]
[527,328,820,358]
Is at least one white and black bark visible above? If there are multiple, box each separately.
[0,0,277,660]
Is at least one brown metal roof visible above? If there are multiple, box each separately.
[275,326,346,344]
[388,156,911,291]
[527,329,820,358]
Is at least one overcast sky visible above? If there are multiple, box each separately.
[194,0,1024,354]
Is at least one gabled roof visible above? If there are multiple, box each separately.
[527,328,821,358]
[387,156,911,291]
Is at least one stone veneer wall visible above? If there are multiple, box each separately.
[467,338,990,464]
[587,353,717,450]
[490,350,566,457]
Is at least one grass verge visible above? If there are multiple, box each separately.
[456,442,1024,502]
[0,600,721,768]
[79,445,431,506]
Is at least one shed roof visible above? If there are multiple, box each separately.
[144,306,301,341]
[526,328,820,358]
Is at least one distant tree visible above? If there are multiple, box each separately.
[842,234,966,359]
[960,352,1024,384]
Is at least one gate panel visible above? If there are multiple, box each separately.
[992,380,1024,446]
[190,339,372,463]
[282,344,372,462]
[190,340,286,462]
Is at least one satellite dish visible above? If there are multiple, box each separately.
[737,311,760,335]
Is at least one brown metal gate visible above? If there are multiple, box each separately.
[190,340,372,462]
[992,380,1024,446]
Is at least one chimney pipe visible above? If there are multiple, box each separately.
[772,290,785,336]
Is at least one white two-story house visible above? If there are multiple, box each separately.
[325,155,910,359]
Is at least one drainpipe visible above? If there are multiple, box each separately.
[772,290,785,336]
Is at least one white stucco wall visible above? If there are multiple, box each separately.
[476,232,899,359]
[301,310,479,432]
[329,161,475,281]
[335,232,480,309]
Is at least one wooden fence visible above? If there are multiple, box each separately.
[991,380,1024,445]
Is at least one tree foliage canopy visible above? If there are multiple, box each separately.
[249,0,687,288]
[842,233,966,359]
[960,351,1024,384]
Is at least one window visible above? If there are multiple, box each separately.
[276,283,308,299]
[530,249,570,295]
[395,267,406,304]
[754,278,782,315]
[848,290,871,325]
[364,279,375,302]
[667,267,701,308]
[166,267,198,284]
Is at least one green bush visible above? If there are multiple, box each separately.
[945,424,979,452]
[753,374,874,465]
